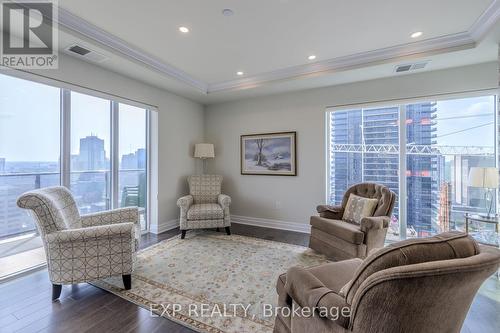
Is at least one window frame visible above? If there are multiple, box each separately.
[0,69,156,233]
[326,91,498,240]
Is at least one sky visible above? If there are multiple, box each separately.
[435,95,495,147]
[244,137,291,155]
[0,74,147,162]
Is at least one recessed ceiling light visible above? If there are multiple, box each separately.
[411,31,423,38]
[222,9,234,16]
[236,71,244,76]
[308,55,316,60]
[179,26,189,33]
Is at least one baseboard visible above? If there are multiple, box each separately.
[150,219,179,234]
[232,215,311,234]
[151,216,310,234]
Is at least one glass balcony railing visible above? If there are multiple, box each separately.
[0,171,60,239]
[0,169,147,240]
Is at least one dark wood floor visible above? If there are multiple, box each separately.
[0,223,498,333]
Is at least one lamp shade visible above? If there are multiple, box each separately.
[194,143,215,159]
[469,167,499,189]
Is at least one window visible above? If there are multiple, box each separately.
[0,72,151,278]
[118,104,148,230]
[0,75,61,238]
[327,95,497,244]
[70,92,111,213]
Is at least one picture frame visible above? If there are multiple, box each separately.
[240,131,297,176]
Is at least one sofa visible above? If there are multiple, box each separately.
[275,231,500,333]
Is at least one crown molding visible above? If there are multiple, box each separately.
[207,32,476,93]
[469,0,500,41]
[52,1,500,95]
[208,0,500,93]
[56,7,208,93]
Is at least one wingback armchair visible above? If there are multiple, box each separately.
[311,183,396,260]
[17,186,140,300]
[177,175,231,239]
[275,231,500,333]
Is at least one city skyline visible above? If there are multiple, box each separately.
[328,96,496,238]
[0,132,147,238]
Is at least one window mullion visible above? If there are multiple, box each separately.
[110,101,119,210]
[398,105,407,239]
[145,110,151,231]
[60,89,71,188]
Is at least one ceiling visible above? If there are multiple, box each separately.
[8,1,500,103]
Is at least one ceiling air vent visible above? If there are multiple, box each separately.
[64,44,108,63]
[395,61,429,73]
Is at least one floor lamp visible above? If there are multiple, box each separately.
[469,167,499,218]
[194,143,215,174]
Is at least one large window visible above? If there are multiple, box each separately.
[327,95,497,244]
[70,92,112,213]
[0,73,151,278]
[0,75,61,238]
[118,104,148,229]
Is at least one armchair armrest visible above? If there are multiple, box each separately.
[316,204,343,220]
[285,266,351,327]
[80,207,139,227]
[177,195,193,210]
[45,223,135,244]
[360,216,390,232]
[360,216,390,253]
[218,194,231,209]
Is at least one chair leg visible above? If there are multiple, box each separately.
[225,226,231,235]
[181,230,187,239]
[52,284,62,301]
[122,274,132,290]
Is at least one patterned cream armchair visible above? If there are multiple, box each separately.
[17,186,140,300]
[177,175,231,239]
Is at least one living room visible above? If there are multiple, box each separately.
[1,1,500,333]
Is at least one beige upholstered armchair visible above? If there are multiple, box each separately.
[177,175,231,239]
[310,183,396,260]
[17,186,140,300]
[275,232,500,333]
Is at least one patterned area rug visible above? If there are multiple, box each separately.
[93,231,330,333]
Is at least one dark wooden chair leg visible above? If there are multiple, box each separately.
[122,274,132,290]
[216,227,220,232]
[181,230,187,239]
[225,226,231,235]
[52,284,62,301]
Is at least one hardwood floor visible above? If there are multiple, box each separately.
[0,223,498,333]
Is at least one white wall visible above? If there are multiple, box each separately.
[205,62,498,231]
[3,54,205,232]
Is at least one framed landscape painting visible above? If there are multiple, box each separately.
[241,131,296,176]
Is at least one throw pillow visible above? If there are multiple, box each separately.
[342,194,378,224]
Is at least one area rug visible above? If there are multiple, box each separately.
[92,231,330,333]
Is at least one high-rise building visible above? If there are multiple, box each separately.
[136,148,146,169]
[78,135,106,170]
[329,103,439,237]
[120,148,146,169]
[329,109,363,204]
[121,153,137,169]
[405,103,439,236]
